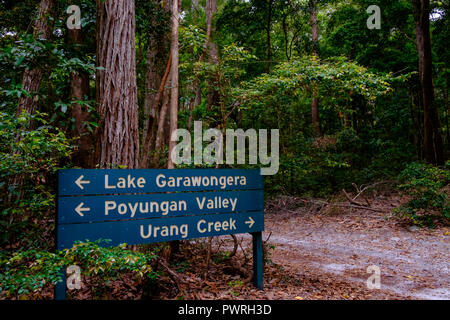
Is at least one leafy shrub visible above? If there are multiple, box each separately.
[395,162,450,227]
[0,240,159,299]
[0,111,72,249]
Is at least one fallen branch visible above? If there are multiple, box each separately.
[157,257,187,297]
[342,189,366,207]
[305,199,388,213]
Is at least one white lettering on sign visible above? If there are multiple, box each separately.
[197,218,236,233]
[105,175,146,189]
[140,224,188,239]
[155,174,247,189]
[105,200,187,217]
[195,196,237,211]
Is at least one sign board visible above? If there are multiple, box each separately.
[55,169,265,299]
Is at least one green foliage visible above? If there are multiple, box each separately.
[0,249,65,298]
[236,56,394,111]
[236,56,402,197]
[0,240,158,299]
[0,111,72,249]
[395,162,450,227]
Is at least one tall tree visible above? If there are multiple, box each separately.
[206,0,220,109]
[152,56,172,167]
[141,52,172,168]
[309,0,321,136]
[266,0,274,73]
[140,1,172,168]
[168,0,180,169]
[140,0,171,168]
[141,36,160,157]
[412,0,444,165]
[16,0,54,116]
[95,0,140,168]
[68,28,92,168]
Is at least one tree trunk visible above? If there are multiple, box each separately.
[68,29,92,168]
[141,43,159,152]
[141,0,171,161]
[141,53,172,168]
[187,80,201,131]
[167,0,180,169]
[412,0,444,165]
[95,0,140,169]
[310,0,321,136]
[445,73,450,148]
[16,0,54,117]
[153,85,171,167]
[206,0,220,110]
[266,0,273,73]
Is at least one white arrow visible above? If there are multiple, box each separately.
[245,216,255,228]
[75,175,90,190]
[75,202,90,217]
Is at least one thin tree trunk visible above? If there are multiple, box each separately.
[153,85,171,167]
[412,0,444,165]
[16,0,53,117]
[206,0,220,110]
[445,73,450,148]
[141,44,159,151]
[266,0,273,73]
[140,53,172,168]
[310,0,321,136]
[187,80,201,131]
[68,28,92,168]
[141,1,171,157]
[95,0,139,169]
[168,0,180,169]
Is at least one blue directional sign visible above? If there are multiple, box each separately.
[57,169,264,249]
[58,169,263,196]
[57,212,264,250]
[58,190,264,224]
[55,169,265,298]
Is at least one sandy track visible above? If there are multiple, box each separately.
[263,206,449,300]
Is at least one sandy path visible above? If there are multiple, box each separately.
[263,206,450,300]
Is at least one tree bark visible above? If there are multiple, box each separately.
[141,42,159,152]
[266,0,273,73]
[141,0,171,160]
[95,0,140,169]
[16,0,54,117]
[68,29,92,168]
[412,0,444,165]
[167,0,180,169]
[187,80,201,131]
[141,53,172,168]
[445,73,450,148]
[153,84,171,167]
[309,0,321,136]
[206,0,220,110]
